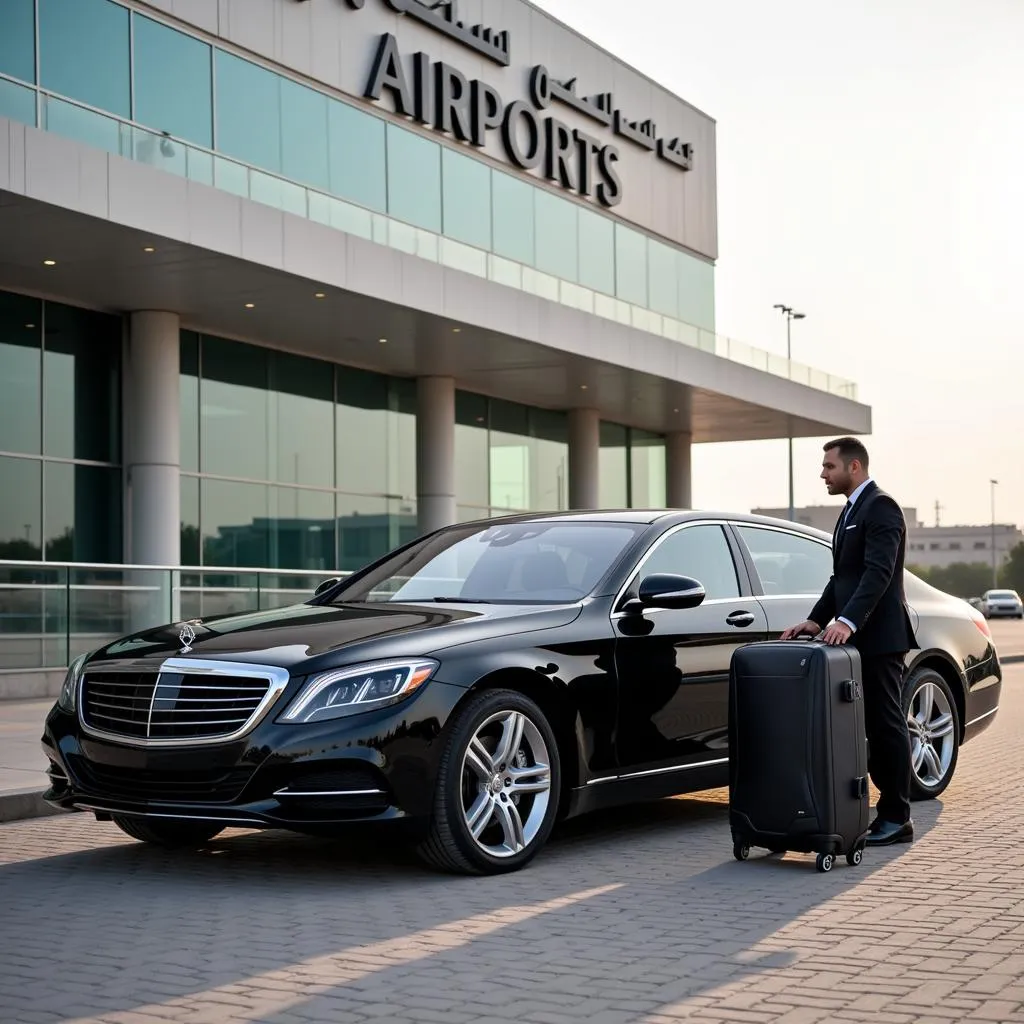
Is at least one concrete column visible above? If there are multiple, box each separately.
[568,408,600,510]
[666,431,693,509]
[126,312,181,566]
[416,376,456,535]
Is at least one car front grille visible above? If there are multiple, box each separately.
[81,669,275,743]
[67,757,255,804]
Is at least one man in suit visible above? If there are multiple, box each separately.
[782,437,918,846]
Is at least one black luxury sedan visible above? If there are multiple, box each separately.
[42,511,1003,874]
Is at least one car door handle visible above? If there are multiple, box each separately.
[726,611,756,628]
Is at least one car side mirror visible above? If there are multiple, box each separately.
[636,573,706,611]
[313,577,341,597]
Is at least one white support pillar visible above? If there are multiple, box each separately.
[666,431,693,509]
[416,376,456,535]
[126,312,181,566]
[568,408,600,510]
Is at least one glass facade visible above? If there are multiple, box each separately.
[133,15,213,148]
[181,331,420,572]
[0,290,667,570]
[0,0,716,333]
[0,291,122,563]
[454,395,570,519]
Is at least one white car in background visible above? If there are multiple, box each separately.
[980,589,1024,619]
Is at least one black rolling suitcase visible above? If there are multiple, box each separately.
[728,639,870,873]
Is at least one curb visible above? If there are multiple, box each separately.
[0,787,67,824]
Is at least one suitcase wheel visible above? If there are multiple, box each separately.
[815,852,835,873]
[846,846,864,867]
[732,841,750,862]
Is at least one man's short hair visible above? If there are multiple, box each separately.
[824,436,869,470]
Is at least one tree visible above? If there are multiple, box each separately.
[908,561,992,599]
[1001,542,1024,592]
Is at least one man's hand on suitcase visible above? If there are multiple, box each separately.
[780,619,820,640]
[820,621,853,645]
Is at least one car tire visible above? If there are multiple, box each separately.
[111,815,224,848]
[417,688,561,876]
[903,667,960,801]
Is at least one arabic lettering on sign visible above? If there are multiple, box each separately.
[298,0,696,205]
[380,0,511,66]
[530,63,692,170]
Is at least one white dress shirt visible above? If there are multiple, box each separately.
[837,478,873,632]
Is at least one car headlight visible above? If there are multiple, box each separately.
[279,659,438,723]
[57,653,88,713]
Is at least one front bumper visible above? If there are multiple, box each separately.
[42,679,467,831]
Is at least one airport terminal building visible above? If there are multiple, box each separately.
[0,0,870,580]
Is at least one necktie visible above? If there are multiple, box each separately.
[837,501,852,535]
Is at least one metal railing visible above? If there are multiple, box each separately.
[0,560,348,673]
[0,81,857,401]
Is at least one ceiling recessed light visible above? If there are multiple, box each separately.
[314,292,326,299]
[244,302,255,309]
[475,416,485,423]
[25,323,35,329]
[673,407,679,413]
[580,384,588,390]
[452,327,461,333]
[378,337,388,344]
[143,246,156,253]
[43,259,56,266]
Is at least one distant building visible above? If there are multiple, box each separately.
[752,505,1022,569]
[904,524,1023,570]
[752,504,921,535]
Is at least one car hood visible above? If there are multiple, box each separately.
[90,600,583,672]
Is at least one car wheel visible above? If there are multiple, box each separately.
[903,667,960,801]
[111,815,224,848]
[417,688,560,875]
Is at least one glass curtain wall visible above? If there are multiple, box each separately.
[0,290,122,563]
[5,0,714,332]
[180,332,418,572]
[455,395,569,522]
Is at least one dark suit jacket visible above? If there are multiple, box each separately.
[809,481,918,656]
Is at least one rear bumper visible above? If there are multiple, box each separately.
[963,660,1001,743]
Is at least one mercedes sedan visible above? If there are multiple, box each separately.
[42,511,1003,874]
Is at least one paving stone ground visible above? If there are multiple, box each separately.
[1,665,1022,1024]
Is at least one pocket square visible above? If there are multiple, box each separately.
[845,524,857,530]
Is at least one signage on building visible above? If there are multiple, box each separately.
[299,0,695,209]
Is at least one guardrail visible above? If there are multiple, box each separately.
[0,561,346,673]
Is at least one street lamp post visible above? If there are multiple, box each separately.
[774,304,806,522]
[991,479,998,588]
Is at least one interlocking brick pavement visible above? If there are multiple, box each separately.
[1,665,1022,1024]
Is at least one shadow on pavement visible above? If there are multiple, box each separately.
[0,790,943,1024]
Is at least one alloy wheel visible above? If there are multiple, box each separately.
[907,679,956,790]
[459,709,552,858]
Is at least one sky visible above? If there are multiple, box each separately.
[533,0,1024,528]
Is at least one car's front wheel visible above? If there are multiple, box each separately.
[904,667,960,801]
[417,689,560,875]
[111,815,224,848]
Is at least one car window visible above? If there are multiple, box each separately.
[633,524,739,600]
[736,526,832,596]
[330,521,644,604]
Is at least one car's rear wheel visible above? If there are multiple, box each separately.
[903,667,959,801]
[111,815,224,848]
[417,689,560,875]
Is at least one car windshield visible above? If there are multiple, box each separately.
[987,591,1019,600]
[329,521,644,604]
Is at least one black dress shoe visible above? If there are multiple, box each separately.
[866,820,914,846]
